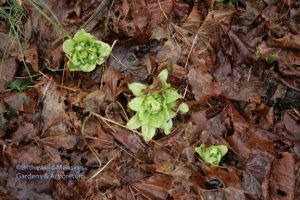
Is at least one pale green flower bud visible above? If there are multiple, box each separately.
[63,29,112,72]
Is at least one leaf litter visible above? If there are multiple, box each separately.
[0,0,300,199]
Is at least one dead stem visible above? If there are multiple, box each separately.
[184,34,198,69]
[110,53,129,69]
[86,143,102,168]
[88,151,121,181]
[92,112,162,147]
[116,101,129,121]
[38,70,78,92]
[158,0,168,21]
[115,143,144,163]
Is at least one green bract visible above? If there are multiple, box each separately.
[63,29,111,72]
[126,69,189,142]
[265,55,277,64]
[195,144,228,166]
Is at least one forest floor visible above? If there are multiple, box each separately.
[0,0,300,199]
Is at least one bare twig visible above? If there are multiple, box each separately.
[92,112,162,146]
[158,0,168,21]
[184,34,198,69]
[86,143,102,168]
[116,101,129,121]
[88,151,121,181]
[38,70,78,92]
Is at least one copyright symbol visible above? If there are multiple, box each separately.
[16,164,21,170]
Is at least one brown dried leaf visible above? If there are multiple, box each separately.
[37,80,71,137]
[0,57,18,90]
[23,44,39,72]
[111,129,146,158]
[220,75,263,103]
[5,144,44,165]
[84,118,115,149]
[41,134,80,150]
[188,58,219,102]
[133,174,171,199]
[226,104,280,159]
[3,92,33,114]
[11,123,36,144]
[282,111,300,141]
[6,169,52,200]
[267,33,300,50]
[269,152,296,200]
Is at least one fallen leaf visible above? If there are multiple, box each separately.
[3,92,33,114]
[36,80,72,137]
[41,134,80,150]
[53,181,80,200]
[133,174,171,200]
[84,118,115,149]
[267,33,300,50]
[188,58,218,102]
[0,57,18,90]
[5,144,44,165]
[11,123,36,144]
[282,111,300,141]
[111,128,147,159]
[269,153,296,200]
[6,169,52,200]
[23,44,39,72]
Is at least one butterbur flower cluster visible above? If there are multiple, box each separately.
[126,69,189,142]
[63,29,111,72]
[195,144,228,166]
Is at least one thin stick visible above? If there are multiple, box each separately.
[88,151,120,181]
[102,117,117,132]
[38,70,78,92]
[116,101,129,121]
[182,84,189,100]
[130,184,152,200]
[92,112,162,146]
[247,65,253,81]
[15,74,41,79]
[115,143,143,163]
[84,136,111,143]
[81,112,92,135]
[184,34,198,68]
[110,53,129,69]
[27,0,69,37]
[292,108,300,118]
[158,0,168,21]
[86,143,102,168]
[92,112,140,134]
[59,64,66,102]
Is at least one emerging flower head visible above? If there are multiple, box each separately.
[126,69,189,142]
[195,144,228,166]
[63,29,111,72]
